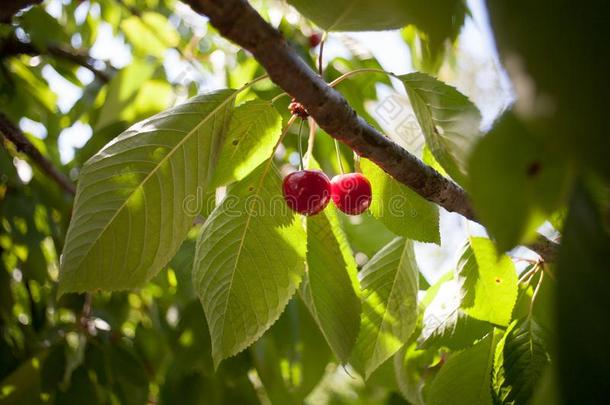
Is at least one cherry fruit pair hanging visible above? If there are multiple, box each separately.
[282,101,371,216]
[283,170,372,216]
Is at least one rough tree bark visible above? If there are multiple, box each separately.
[182,0,558,262]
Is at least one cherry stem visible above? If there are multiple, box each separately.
[334,138,345,174]
[305,117,317,168]
[518,263,540,285]
[297,119,304,170]
[318,31,327,76]
[252,115,297,197]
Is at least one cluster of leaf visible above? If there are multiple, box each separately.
[2,0,610,404]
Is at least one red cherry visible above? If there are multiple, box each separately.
[330,173,372,215]
[283,170,331,215]
[309,33,322,48]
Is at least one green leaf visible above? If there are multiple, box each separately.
[399,72,482,186]
[337,211,395,258]
[287,0,413,31]
[55,366,101,405]
[40,344,67,393]
[212,100,282,187]
[94,60,158,131]
[492,319,550,405]
[458,238,518,326]
[59,90,235,294]
[427,331,499,405]
[350,237,419,379]
[556,180,610,404]
[394,341,432,405]
[252,298,331,403]
[287,0,466,40]
[0,353,44,404]
[193,163,306,368]
[302,206,361,363]
[360,158,440,244]
[17,8,69,50]
[468,112,571,251]
[419,272,491,351]
[420,310,491,352]
[121,12,179,58]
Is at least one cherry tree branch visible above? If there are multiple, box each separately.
[0,112,76,195]
[182,0,558,262]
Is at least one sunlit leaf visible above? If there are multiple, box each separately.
[350,237,419,379]
[419,272,491,350]
[121,12,179,58]
[427,331,499,405]
[93,60,158,131]
[458,238,518,326]
[302,205,361,363]
[400,72,482,186]
[492,319,550,404]
[193,163,306,368]
[59,90,235,293]
[213,100,282,187]
[361,158,440,244]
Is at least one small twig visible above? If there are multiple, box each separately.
[0,36,111,83]
[0,112,76,195]
[46,45,111,83]
[79,293,93,332]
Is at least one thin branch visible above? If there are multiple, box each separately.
[0,0,42,23]
[182,0,559,262]
[0,35,111,83]
[0,112,76,195]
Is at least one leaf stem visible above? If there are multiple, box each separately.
[328,68,398,88]
[518,263,540,285]
[271,92,289,104]
[271,68,396,104]
[305,117,317,168]
[239,74,269,92]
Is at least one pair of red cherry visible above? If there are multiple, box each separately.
[283,170,372,216]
